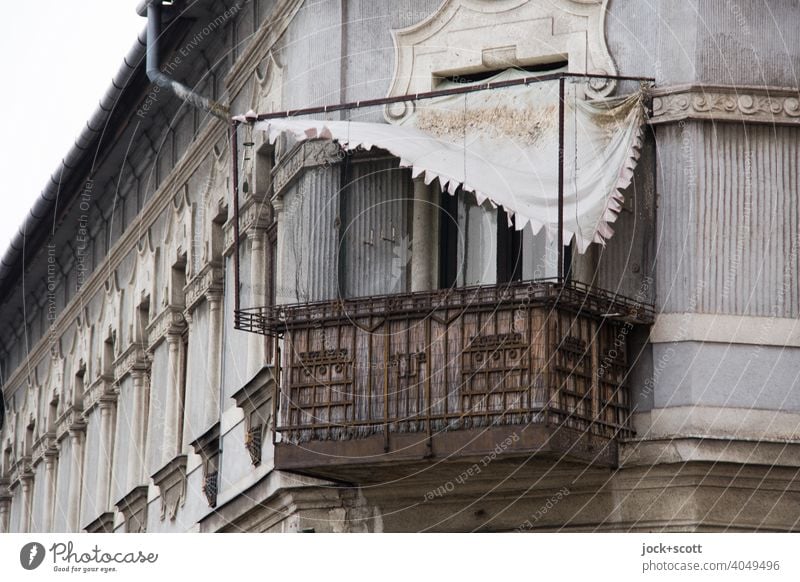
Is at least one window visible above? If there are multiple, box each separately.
[438,189,460,289]
[496,207,523,283]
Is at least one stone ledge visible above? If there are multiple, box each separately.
[620,435,800,468]
[632,406,800,442]
[650,313,800,347]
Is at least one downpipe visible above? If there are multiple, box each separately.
[143,0,229,120]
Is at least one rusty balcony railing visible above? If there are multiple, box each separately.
[236,280,653,478]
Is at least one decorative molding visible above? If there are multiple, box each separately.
[83,376,118,412]
[386,0,617,122]
[30,433,57,467]
[152,455,187,522]
[222,195,274,256]
[184,263,224,313]
[112,343,150,381]
[251,51,284,116]
[116,485,149,533]
[232,366,275,467]
[272,141,343,199]
[146,306,188,351]
[649,85,800,126]
[55,406,86,441]
[84,512,115,533]
[9,456,32,490]
[190,423,220,508]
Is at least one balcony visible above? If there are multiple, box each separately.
[236,281,653,483]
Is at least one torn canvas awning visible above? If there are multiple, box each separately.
[248,70,646,252]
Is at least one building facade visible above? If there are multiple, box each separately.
[1,0,799,533]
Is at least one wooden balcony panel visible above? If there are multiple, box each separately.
[236,281,652,481]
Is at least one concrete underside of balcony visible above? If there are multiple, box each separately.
[202,437,800,532]
[274,423,618,483]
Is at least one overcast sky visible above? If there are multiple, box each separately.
[0,1,143,249]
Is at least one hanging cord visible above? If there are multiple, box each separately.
[463,91,468,193]
[573,80,582,243]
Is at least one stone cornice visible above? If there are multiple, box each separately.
[272,140,343,199]
[9,455,32,489]
[184,263,224,313]
[84,512,115,533]
[115,485,149,534]
[649,84,800,126]
[112,343,150,381]
[56,406,86,441]
[84,375,118,411]
[146,306,188,351]
[223,195,272,256]
[31,432,57,467]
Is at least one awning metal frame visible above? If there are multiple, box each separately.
[229,72,656,318]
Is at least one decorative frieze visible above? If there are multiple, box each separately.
[650,85,800,126]
[146,307,187,351]
[9,456,32,489]
[232,366,275,467]
[116,485,149,533]
[56,406,86,441]
[112,343,150,381]
[30,433,57,467]
[152,455,187,522]
[272,141,343,199]
[184,263,224,312]
[83,376,118,411]
[223,197,274,256]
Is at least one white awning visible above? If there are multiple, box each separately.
[248,70,646,252]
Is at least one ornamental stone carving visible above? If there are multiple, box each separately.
[152,455,187,522]
[184,264,224,313]
[385,0,618,123]
[113,343,150,381]
[649,85,800,126]
[146,307,188,351]
[232,366,274,467]
[116,485,149,533]
[190,424,220,508]
[271,141,343,199]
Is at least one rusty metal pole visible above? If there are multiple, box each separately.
[231,122,242,317]
[557,76,565,283]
